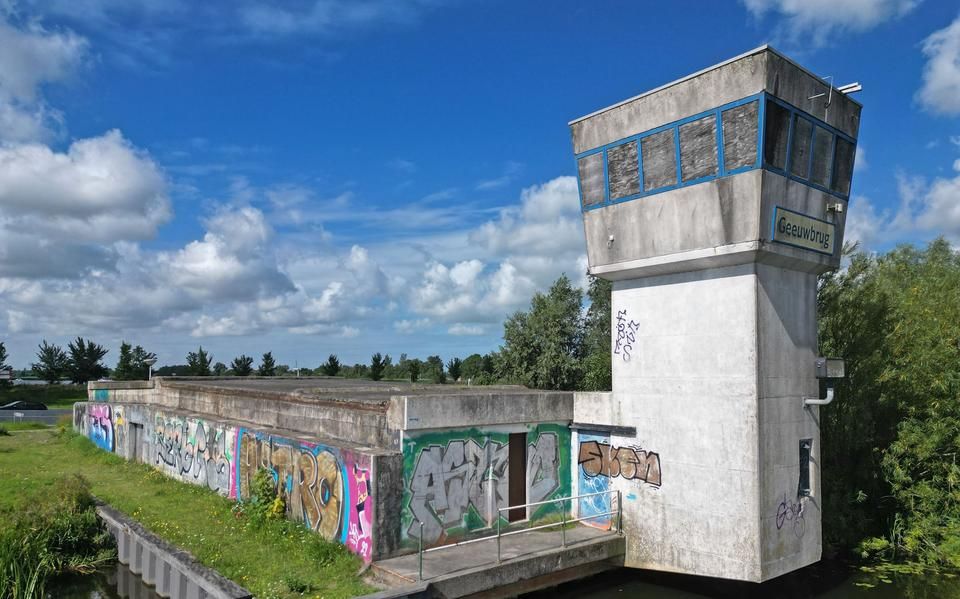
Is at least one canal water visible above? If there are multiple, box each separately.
[523,560,960,599]
[52,559,960,598]
[47,563,160,599]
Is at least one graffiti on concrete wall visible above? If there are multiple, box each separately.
[154,415,236,495]
[401,424,571,547]
[94,389,109,402]
[347,462,372,561]
[74,403,87,433]
[88,403,114,451]
[236,429,373,562]
[775,493,806,539]
[113,407,126,456]
[77,404,375,563]
[577,432,611,527]
[613,309,641,362]
[578,439,662,487]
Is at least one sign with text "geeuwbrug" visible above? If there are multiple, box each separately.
[772,207,835,255]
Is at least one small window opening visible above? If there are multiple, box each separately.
[799,439,812,496]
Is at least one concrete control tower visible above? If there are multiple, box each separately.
[569,47,859,582]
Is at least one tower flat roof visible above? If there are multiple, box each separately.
[568,45,861,126]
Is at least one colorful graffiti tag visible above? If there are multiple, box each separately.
[577,432,611,527]
[154,415,236,495]
[88,403,114,451]
[578,439,662,487]
[401,424,571,547]
[79,404,375,563]
[234,429,373,561]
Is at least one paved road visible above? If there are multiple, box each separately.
[0,409,71,424]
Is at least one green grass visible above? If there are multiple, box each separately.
[0,430,374,599]
[0,422,50,433]
[0,384,86,409]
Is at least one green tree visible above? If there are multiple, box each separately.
[113,342,134,381]
[32,340,69,384]
[258,352,277,376]
[424,355,446,384]
[232,355,254,376]
[130,345,157,380]
[819,239,960,566]
[213,362,228,376]
[446,357,462,382]
[581,276,612,391]
[499,274,584,390]
[321,354,341,376]
[186,346,212,376]
[66,337,109,384]
[460,353,484,381]
[0,341,11,389]
[370,353,385,381]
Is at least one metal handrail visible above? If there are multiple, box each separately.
[415,489,621,580]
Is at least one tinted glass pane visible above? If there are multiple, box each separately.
[789,116,813,179]
[679,115,718,182]
[763,100,790,170]
[832,137,855,196]
[577,153,605,207]
[641,129,677,191]
[607,141,640,200]
[722,101,758,171]
[810,126,833,188]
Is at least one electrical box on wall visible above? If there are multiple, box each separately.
[815,358,845,379]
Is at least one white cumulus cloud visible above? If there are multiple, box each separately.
[742,0,918,45]
[917,17,960,116]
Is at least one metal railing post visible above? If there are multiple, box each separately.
[418,521,424,580]
[561,498,567,547]
[496,513,502,564]
[617,490,623,535]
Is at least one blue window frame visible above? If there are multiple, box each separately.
[574,91,856,212]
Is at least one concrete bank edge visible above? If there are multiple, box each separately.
[96,502,253,599]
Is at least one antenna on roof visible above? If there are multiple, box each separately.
[808,76,862,121]
[837,82,862,94]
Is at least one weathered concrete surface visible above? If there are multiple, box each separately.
[366,526,624,599]
[389,391,573,432]
[80,378,574,564]
[76,400,396,562]
[570,46,860,153]
[573,263,822,581]
[89,378,573,451]
[98,503,251,599]
[568,47,853,582]
[573,47,858,279]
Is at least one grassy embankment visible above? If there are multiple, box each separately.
[0,429,374,599]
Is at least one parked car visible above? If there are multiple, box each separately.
[0,400,47,410]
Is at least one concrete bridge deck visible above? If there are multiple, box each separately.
[365,525,625,599]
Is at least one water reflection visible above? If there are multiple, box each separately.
[521,560,960,599]
[48,562,161,599]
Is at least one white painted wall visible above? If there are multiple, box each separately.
[574,262,821,582]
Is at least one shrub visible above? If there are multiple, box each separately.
[0,475,116,598]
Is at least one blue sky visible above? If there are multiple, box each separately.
[0,0,958,369]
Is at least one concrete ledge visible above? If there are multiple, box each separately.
[88,380,155,390]
[429,536,625,598]
[97,503,252,599]
[368,528,625,599]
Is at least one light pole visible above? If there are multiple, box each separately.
[144,357,157,381]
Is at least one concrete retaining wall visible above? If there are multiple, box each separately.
[88,380,395,449]
[97,503,251,599]
[76,401,399,562]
